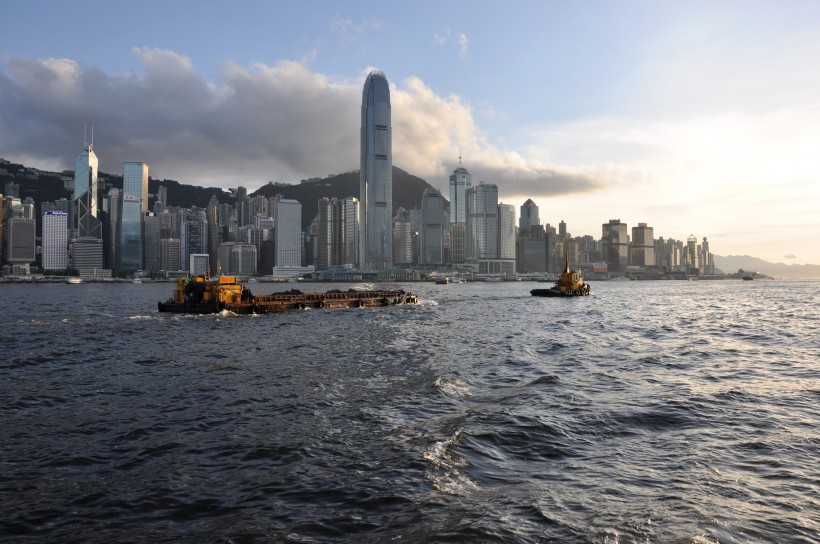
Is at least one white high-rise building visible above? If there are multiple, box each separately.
[359,71,392,270]
[42,211,69,270]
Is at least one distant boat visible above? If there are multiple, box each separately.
[435,277,450,285]
[65,277,83,284]
[531,254,591,297]
[132,278,142,284]
[743,274,754,281]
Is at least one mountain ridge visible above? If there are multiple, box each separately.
[713,255,820,279]
[0,157,444,230]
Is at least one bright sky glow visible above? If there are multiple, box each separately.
[1,0,818,264]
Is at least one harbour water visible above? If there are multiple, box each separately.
[1,280,818,543]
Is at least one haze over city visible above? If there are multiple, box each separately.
[2,0,818,264]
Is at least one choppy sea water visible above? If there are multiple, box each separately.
[1,280,818,543]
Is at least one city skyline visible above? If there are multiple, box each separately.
[1,1,819,264]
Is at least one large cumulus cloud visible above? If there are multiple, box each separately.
[0,48,607,196]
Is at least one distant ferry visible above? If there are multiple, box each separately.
[65,277,83,284]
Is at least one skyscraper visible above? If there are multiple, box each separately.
[466,182,499,260]
[275,199,302,268]
[449,163,471,225]
[498,204,516,260]
[420,188,446,265]
[631,223,655,267]
[74,143,100,240]
[602,219,629,272]
[118,162,149,274]
[6,216,36,265]
[519,199,539,234]
[42,211,69,270]
[359,71,392,270]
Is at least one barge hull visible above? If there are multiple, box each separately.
[158,290,418,314]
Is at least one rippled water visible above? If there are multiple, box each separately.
[1,280,818,543]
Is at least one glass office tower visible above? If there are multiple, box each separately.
[119,162,149,274]
[74,143,100,239]
[359,71,392,270]
[449,165,471,225]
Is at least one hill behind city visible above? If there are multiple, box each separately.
[0,158,444,230]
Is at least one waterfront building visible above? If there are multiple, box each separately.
[631,223,655,267]
[316,198,359,271]
[340,197,359,268]
[42,211,69,270]
[392,207,412,267]
[450,223,466,265]
[6,217,36,265]
[73,141,104,269]
[189,253,210,276]
[466,182,499,260]
[359,71,393,271]
[420,188,446,266]
[74,142,100,240]
[498,204,516,261]
[275,199,302,268]
[70,237,104,271]
[118,162,149,274]
[143,212,160,273]
[159,238,181,273]
[179,208,208,272]
[230,244,257,275]
[602,219,629,272]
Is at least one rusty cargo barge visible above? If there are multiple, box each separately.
[158,275,419,315]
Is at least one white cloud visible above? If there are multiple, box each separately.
[329,15,382,43]
[432,28,469,60]
[0,50,606,198]
[458,33,469,59]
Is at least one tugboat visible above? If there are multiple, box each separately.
[158,274,419,314]
[530,255,591,297]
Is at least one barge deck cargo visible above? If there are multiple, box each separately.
[157,275,418,314]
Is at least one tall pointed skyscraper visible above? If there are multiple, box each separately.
[359,71,392,271]
[74,141,100,239]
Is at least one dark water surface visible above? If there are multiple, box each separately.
[1,280,818,543]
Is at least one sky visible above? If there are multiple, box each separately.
[1,0,819,264]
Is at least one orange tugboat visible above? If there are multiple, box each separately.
[530,255,591,297]
[158,275,418,314]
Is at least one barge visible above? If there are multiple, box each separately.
[158,275,419,314]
